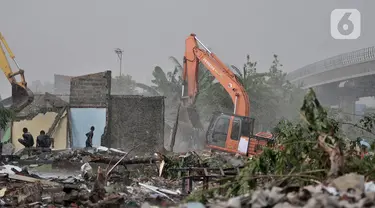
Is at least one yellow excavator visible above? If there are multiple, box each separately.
[0,32,33,112]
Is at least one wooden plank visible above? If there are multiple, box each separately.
[8,174,61,186]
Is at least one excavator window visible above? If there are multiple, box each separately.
[211,116,230,147]
[230,118,241,141]
[240,117,255,137]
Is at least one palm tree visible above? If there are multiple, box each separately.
[149,54,303,131]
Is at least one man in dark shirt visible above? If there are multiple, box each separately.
[36,130,51,148]
[18,127,34,148]
[85,126,95,148]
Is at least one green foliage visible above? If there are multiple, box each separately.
[0,107,12,130]
[151,54,304,130]
[185,89,375,203]
[161,151,235,179]
[151,65,182,100]
[359,113,375,134]
[300,89,339,135]
[240,55,278,129]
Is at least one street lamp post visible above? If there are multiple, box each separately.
[114,48,124,76]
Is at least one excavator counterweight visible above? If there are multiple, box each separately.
[0,32,33,112]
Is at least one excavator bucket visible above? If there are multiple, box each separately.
[169,103,205,152]
[178,105,204,129]
[0,84,34,112]
[11,84,34,112]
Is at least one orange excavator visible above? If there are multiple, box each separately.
[171,34,273,156]
[0,32,33,112]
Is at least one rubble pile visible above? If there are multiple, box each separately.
[179,173,375,208]
[1,147,375,208]
[0,90,375,207]
[0,147,241,207]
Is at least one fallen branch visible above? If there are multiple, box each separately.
[89,156,161,165]
[317,133,343,179]
[186,169,327,201]
[105,144,141,181]
[339,122,375,136]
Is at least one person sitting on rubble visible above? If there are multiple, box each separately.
[36,130,52,149]
[18,127,34,148]
[85,126,95,148]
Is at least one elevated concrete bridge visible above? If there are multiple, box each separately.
[286,46,375,120]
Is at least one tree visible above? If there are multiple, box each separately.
[111,74,138,95]
[239,55,277,130]
[151,54,305,131]
[193,54,304,130]
[149,57,224,123]
[264,55,305,124]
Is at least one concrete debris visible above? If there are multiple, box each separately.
[96,146,127,155]
[0,147,192,207]
[0,147,374,207]
[81,162,93,180]
[2,143,15,155]
[0,164,21,175]
[329,173,365,193]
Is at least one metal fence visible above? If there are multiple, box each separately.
[287,46,375,82]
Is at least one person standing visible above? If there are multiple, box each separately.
[85,126,95,148]
[18,127,34,148]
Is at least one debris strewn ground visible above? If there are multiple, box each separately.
[1,89,375,207]
[0,145,245,207]
[0,145,374,208]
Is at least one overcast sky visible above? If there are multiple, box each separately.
[1,0,374,99]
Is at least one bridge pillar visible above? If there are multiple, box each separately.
[339,95,357,123]
[314,85,340,106]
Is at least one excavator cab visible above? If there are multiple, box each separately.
[206,112,274,156]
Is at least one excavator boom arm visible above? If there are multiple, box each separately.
[0,32,26,88]
[0,32,33,112]
[182,34,250,117]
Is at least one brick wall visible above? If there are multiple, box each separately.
[69,71,111,108]
[68,71,111,147]
[108,95,165,155]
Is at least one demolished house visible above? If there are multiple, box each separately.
[68,71,111,148]
[11,93,68,151]
[6,70,165,154]
[68,70,165,154]
[57,70,164,154]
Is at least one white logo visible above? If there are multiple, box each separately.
[330,9,361,40]
[202,58,222,77]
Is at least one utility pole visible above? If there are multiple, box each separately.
[114,48,124,76]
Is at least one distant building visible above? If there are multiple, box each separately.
[356,104,366,116]
[54,74,72,102]
[355,103,367,121]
